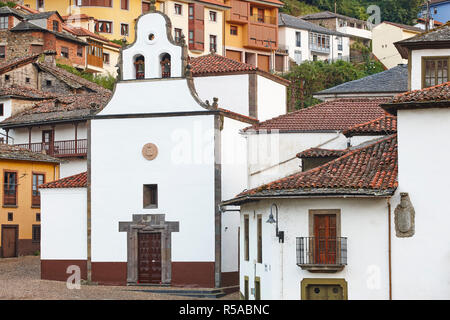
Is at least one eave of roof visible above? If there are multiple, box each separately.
[39,171,87,189]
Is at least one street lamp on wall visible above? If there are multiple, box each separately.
[266,203,284,243]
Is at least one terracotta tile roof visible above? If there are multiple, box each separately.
[196,0,232,8]
[226,135,398,203]
[0,143,60,163]
[243,98,388,133]
[35,62,111,93]
[190,53,258,75]
[63,25,122,48]
[0,85,59,100]
[40,172,87,189]
[1,92,112,127]
[296,148,348,159]
[13,4,39,14]
[382,81,450,114]
[343,114,397,137]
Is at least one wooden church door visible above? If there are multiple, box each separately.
[137,233,162,284]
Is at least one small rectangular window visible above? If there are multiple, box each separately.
[77,46,83,57]
[37,0,44,9]
[0,16,8,30]
[7,212,13,221]
[209,35,217,53]
[209,11,217,22]
[0,103,4,116]
[52,20,59,32]
[5,74,9,81]
[174,28,182,43]
[36,213,41,222]
[188,30,194,44]
[32,225,41,243]
[96,20,112,33]
[244,276,249,300]
[244,215,249,261]
[46,80,52,86]
[295,31,301,47]
[143,184,158,208]
[142,1,151,13]
[121,23,129,36]
[26,77,30,83]
[255,277,261,300]
[60,46,69,58]
[121,0,129,10]
[230,26,237,36]
[257,215,262,263]
[175,3,182,15]
[103,52,110,64]
[32,173,45,207]
[0,45,5,59]
[4,171,17,206]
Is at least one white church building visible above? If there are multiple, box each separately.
[38,10,288,288]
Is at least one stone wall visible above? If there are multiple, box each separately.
[0,63,39,89]
[39,71,73,94]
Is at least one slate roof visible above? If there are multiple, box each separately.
[315,64,408,96]
[296,148,348,159]
[0,85,59,100]
[25,11,60,20]
[10,20,87,45]
[0,6,26,18]
[301,11,366,24]
[1,92,112,128]
[279,13,345,36]
[0,143,60,163]
[223,135,398,204]
[395,22,450,58]
[39,172,87,189]
[243,98,388,133]
[382,81,450,114]
[35,62,111,93]
[343,114,397,137]
[0,52,42,74]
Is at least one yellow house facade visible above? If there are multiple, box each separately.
[0,144,59,258]
[23,0,229,57]
[372,21,423,69]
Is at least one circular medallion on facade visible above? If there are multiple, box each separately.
[142,143,158,161]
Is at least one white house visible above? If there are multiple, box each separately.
[395,22,450,91]
[38,9,288,288]
[278,13,350,71]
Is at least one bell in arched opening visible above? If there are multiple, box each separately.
[134,55,145,79]
[160,53,171,78]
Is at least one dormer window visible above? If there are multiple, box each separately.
[134,55,145,79]
[52,20,59,32]
[423,57,450,88]
[0,16,8,30]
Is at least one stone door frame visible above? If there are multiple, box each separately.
[119,214,179,285]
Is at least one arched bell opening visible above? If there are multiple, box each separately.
[160,53,171,78]
[134,55,145,79]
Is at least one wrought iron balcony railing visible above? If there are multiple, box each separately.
[14,139,88,158]
[296,237,347,272]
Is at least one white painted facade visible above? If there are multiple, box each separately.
[278,25,350,67]
[239,198,390,300]
[409,48,450,90]
[40,188,87,260]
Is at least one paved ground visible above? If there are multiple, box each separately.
[0,256,238,300]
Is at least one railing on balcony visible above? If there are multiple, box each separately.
[310,44,330,54]
[296,237,347,271]
[3,186,17,206]
[249,15,276,25]
[14,139,88,158]
[276,44,289,55]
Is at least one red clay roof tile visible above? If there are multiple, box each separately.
[40,172,87,189]
[343,114,397,137]
[296,148,348,159]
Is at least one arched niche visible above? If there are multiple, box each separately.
[160,53,171,78]
[134,55,145,79]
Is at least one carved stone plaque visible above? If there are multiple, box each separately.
[142,143,158,161]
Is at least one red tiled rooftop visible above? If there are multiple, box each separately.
[243,98,388,132]
[296,148,348,159]
[232,134,398,200]
[190,53,257,75]
[343,114,397,137]
[40,172,87,189]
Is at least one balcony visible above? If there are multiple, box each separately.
[14,139,88,158]
[3,188,16,206]
[249,15,276,25]
[310,44,330,54]
[296,237,347,272]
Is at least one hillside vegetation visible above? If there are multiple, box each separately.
[282,0,423,25]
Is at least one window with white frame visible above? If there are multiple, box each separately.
[294,50,302,65]
[295,31,301,47]
[0,16,8,30]
[174,3,182,15]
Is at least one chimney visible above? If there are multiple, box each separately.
[43,50,57,66]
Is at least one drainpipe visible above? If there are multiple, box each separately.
[387,198,392,300]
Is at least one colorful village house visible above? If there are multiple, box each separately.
[0,144,60,258]
[38,9,287,288]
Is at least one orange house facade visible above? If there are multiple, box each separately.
[0,144,60,258]
[224,0,282,71]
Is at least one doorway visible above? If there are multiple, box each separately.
[138,232,162,284]
[42,130,54,155]
[1,225,18,258]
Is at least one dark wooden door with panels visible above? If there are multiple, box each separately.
[137,232,162,284]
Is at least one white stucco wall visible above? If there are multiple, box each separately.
[240,198,390,300]
[392,108,450,299]
[246,131,347,189]
[194,74,250,116]
[0,98,12,139]
[256,75,287,121]
[410,48,450,90]
[40,188,87,260]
